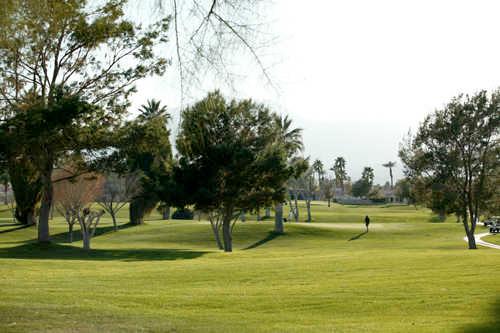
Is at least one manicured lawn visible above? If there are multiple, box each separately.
[0,203,499,332]
[483,233,500,245]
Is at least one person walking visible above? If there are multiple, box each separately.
[364,215,370,232]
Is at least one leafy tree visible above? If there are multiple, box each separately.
[394,178,411,203]
[175,91,294,251]
[352,167,374,198]
[0,0,169,241]
[331,157,347,195]
[1,90,112,238]
[399,90,500,249]
[116,103,173,225]
[382,161,396,189]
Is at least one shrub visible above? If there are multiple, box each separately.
[172,208,194,220]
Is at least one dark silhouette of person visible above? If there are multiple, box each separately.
[365,215,370,232]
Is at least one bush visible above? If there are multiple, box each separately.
[171,208,194,220]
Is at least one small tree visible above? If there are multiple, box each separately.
[97,173,140,231]
[53,169,103,243]
[322,177,335,207]
[77,208,106,250]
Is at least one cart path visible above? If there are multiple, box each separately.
[464,232,500,250]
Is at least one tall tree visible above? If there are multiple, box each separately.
[383,161,396,189]
[331,157,347,195]
[0,0,169,241]
[400,90,500,249]
[117,102,173,225]
[273,114,303,233]
[175,91,294,251]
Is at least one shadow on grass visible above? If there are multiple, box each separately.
[348,231,368,241]
[50,222,136,243]
[0,224,33,234]
[461,298,500,333]
[0,242,208,261]
[243,231,283,250]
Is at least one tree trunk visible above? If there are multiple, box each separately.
[68,223,73,243]
[129,196,158,225]
[328,198,331,207]
[129,200,144,225]
[210,221,223,250]
[82,233,90,250]
[3,182,7,205]
[256,208,261,222]
[9,158,41,225]
[274,203,284,234]
[111,212,117,231]
[462,212,477,249]
[264,207,271,218]
[306,199,311,223]
[294,196,299,222]
[38,163,54,243]
[15,208,36,226]
[162,206,170,220]
[240,210,246,222]
[465,230,477,249]
[222,217,232,252]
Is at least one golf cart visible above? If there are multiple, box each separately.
[483,216,499,227]
[490,220,500,234]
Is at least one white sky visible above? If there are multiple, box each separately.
[130,0,500,184]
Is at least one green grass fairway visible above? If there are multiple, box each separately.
[0,203,499,332]
[483,234,500,246]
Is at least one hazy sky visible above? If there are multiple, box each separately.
[131,0,500,184]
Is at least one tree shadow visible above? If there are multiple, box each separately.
[50,222,136,243]
[0,224,33,234]
[243,231,283,250]
[348,231,368,241]
[0,242,208,262]
[461,298,500,333]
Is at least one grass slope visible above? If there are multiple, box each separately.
[0,203,499,332]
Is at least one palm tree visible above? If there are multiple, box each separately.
[312,159,324,184]
[274,115,303,157]
[331,157,347,195]
[138,99,170,122]
[273,114,303,233]
[382,161,396,189]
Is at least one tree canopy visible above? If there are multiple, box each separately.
[174,91,299,251]
[400,90,500,249]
